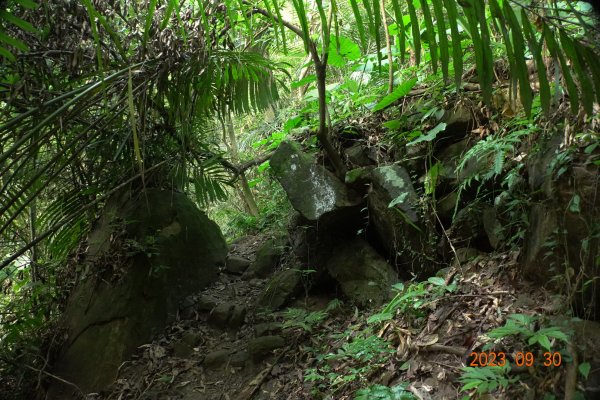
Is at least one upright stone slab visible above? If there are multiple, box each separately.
[368,165,437,277]
[49,189,227,398]
[270,141,361,221]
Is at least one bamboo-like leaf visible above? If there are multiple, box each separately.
[349,0,367,51]
[143,0,158,45]
[127,68,144,175]
[0,31,28,52]
[0,11,37,33]
[559,31,594,116]
[291,0,310,53]
[161,0,177,29]
[362,0,375,37]
[520,9,550,116]
[461,0,492,107]
[475,1,493,108]
[0,46,15,61]
[406,0,421,65]
[581,46,600,105]
[443,0,462,88]
[390,0,406,63]
[543,25,578,113]
[372,0,383,67]
[504,2,532,117]
[269,0,288,52]
[431,0,448,81]
[15,0,38,9]
[419,0,438,74]
[373,77,418,111]
[490,0,517,106]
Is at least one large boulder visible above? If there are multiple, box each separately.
[270,141,362,221]
[326,239,398,306]
[523,146,600,319]
[367,165,437,277]
[49,189,227,398]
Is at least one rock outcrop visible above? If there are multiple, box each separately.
[270,141,361,221]
[49,188,227,398]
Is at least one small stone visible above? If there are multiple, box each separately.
[196,295,218,312]
[230,350,249,367]
[247,336,285,362]
[242,239,283,279]
[254,322,283,337]
[203,350,231,369]
[208,302,247,330]
[172,341,194,358]
[225,255,251,274]
[181,332,202,347]
[256,269,302,310]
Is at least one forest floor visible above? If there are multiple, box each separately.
[93,233,595,400]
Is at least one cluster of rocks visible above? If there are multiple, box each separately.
[269,105,599,318]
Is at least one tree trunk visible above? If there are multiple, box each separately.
[314,61,346,179]
[225,112,260,217]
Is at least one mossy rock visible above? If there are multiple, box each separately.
[49,189,227,398]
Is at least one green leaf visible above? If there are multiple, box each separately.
[544,25,578,114]
[367,312,394,324]
[0,11,37,33]
[428,277,446,286]
[328,35,361,67]
[373,77,417,112]
[520,9,550,116]
[559,31,594,116]
[405,0,421,65]
[579,362,591,379]
[569,194,581,213]
[349,0,367,50]
[431,0,449,81]
[15,0,38,9]
[419,0,438,73]
[143,0,158,45]
[0,46,16,61]
[383,120,402,130]
[0,31,28,52]
[390,0,406,62]
[407,122,446,146]
[504,2,532,117]
[443,0,462,89]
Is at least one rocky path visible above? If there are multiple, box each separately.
[99,234,334,400]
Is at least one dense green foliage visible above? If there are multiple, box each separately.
[0,0,599,397]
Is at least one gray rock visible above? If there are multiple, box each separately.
[247,336,285,362]
[448,203,488,248]
[270,141,361,220]
[453,248,481,265]
[196,294,218,312]
[242,239,283,279]
[367,165,436,276]
[482,207,503,249]
[225,255,251,274]
[436,191,458,222]
[172,341,195,358]
[209,302,247,330]
[203,350,232,369]
[230,350,250,367]
[345,166,374,184]
[48,189,227,398]
[254,322,283,337]
[371,165,419,222]
[257,269,302,310]
[326,239,398,306]
[345,144,372,166]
